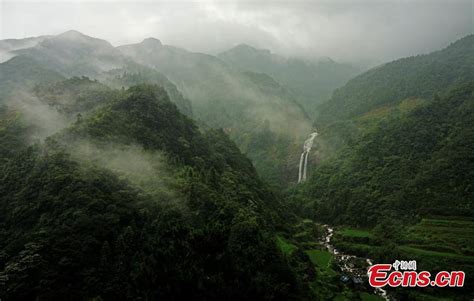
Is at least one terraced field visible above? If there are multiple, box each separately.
[332,217,474,300]
[340,228,373,239]
[335,218,474,259]
[405,218,474,256]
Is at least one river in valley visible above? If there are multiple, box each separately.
[298,132,391,300]
[322,225,390,300]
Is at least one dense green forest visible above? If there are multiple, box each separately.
[1,31,314,188]
[316,35,473,123]
[0,55,64,100]
[0,84,306,300]
[0,30,472,301]
[297,82,474,225]
[299,34,474,226]
[289,35,474,300]
[118,37,314,188]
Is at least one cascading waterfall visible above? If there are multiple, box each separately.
[298,152,305,183]
[298,131,318,183]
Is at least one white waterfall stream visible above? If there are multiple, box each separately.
[298,131,318,183]
[297,132,389,298]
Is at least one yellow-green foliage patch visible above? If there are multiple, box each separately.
[398,97,428,113]
[276,235,297,255]
[306,249,332,270]
[358,105,393,121]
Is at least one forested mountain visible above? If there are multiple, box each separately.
[13,30,129,77]
[0,32,316,188]
[0,36,48,63]
[218,44,359,114]
[0,55,64,100]
[0,32,192,117]
[300,82,474,225]
[101,66,193,116]
[291,36,474,299]
[118,38,310,134]
[118,37,312,188]
[297,34,474,225]
[295,82,474,300]
[1,29,472,300]
[0,84,305,300]
[316,34,474,123]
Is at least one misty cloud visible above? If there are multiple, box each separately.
[5,92,70,141]
[68,140,185,206]
[1,0,472,64]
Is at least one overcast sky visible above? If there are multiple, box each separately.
[1,0,472,64]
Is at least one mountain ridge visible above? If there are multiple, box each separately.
[218,42,359,114]
[315,34,474,123]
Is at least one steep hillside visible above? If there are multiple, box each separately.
[289,36,474,300]
[101,65,193,116]
[0,32,192,116]
[301,82,474,226]
[316,35,474,123]
[218,44,359,114]
[0,85,304,300]
[293,81,474,300]
[0,36,49,63]
[33,76,119,117]
[0,32,312,188]
[118,38,310,135]
[14,30,129,77]
[119,38,312,188]
[0,55,64,101]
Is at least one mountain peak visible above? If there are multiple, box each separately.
[52,30,114,47]
[45,30,117,53]
[57,30,89,39]
[141,37,162,49]
[228,43,271,56]
[234,43,255,50]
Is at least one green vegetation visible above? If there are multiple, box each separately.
[340,228,373,239]
[316,35,473,123]
[0,106,31,166]
[33,76,118,117]
[1,30,473,300]
[102,66,193,116]
[0,85,303,300]
[301,82,474,226]
[16,30,128,77]
[118,37,313,189]
[331,217,474,300]
[0,55,63,101]
[359,292,385,301]
[398,246,472,259]
[280,219,340,300]
[276,235,298,255]
[405,218,474,255]
[305,250,332,271]
[293,35,474,300]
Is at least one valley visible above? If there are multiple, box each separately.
[0,26,472,301]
